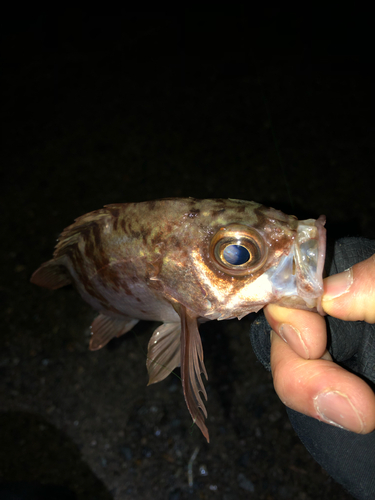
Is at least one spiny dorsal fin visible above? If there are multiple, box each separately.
[31,204,129,290]
[54,209,113,257]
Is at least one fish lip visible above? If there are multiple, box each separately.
[294,216,326,303]
[315,215,327,285]
[267,215,326,310]
[315,215,327,315]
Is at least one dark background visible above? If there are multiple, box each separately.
[1,7,373,500]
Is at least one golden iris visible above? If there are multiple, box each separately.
[210,224,268,276]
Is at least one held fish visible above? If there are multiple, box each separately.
[31,198,326,442]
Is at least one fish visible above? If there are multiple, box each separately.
[31,198,326,442]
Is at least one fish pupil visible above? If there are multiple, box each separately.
[223,244,250,266]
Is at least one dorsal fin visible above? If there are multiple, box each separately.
[32,206,125,289]
[54,209,113,257]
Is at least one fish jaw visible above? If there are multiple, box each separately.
[181,211,326,321]
[198,271,274,321]
[267,215,326,310]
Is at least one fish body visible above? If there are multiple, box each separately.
[31,198,326,441]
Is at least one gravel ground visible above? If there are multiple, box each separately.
[1,9,373,500]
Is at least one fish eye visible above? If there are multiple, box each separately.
[210,224,268,276]
[222,244,250,265]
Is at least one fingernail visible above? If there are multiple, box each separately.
[323,268,353,301]
[279,323,309,358]
[314,391,364,433]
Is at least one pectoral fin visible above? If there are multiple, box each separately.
[89,314,139,351]
[146,323,181,385]
[179,305,209,442]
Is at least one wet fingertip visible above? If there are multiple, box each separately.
[316,296,326,316]
[323,267,353,301]
[265,303,283,320]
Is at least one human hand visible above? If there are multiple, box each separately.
[264,254,375,434]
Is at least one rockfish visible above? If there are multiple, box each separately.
[31,198,326,442]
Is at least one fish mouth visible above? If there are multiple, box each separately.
[268,215,326,311]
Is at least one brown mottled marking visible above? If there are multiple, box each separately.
[93,223,102,248]
[104,265,122,291]
[70,248,88,277]
[141,227,152,246]
[147,200,156,211]
[120,218,127,234]
[109,207,120,219]
[93,251,110,274]
[210,209,226,217]
[119,277,134,296]
[84,279,107,304]
[151,232,163,247]
[170,236,182,249]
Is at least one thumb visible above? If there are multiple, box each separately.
[322,254,375,323]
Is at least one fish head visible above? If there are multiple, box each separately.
[160,199,326,320]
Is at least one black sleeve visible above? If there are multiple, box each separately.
[249,237,375,500]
